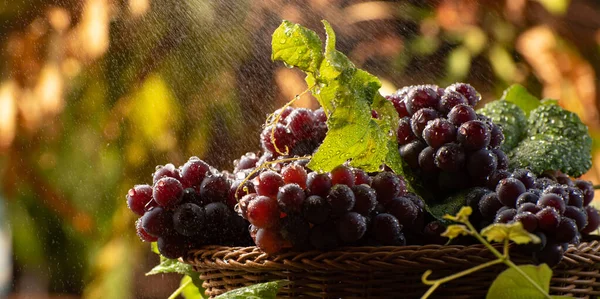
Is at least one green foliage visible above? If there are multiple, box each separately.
[480,222,540,245]
[478,100,527,151]
[487,264,569,299]
[427,189,473,223]
[179,275,206,299]
[146,255,195,276]
[213,281,289,299]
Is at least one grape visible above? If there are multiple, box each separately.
[127,184,153,216]
[234,152,259,172]
[153,163,180,183]
[465,188,488,212]
[204,202,233,234]
[543,185,569,203]
[536,207,560,231]
[275,106,294,124]
[313,107,327,122]
[280,215,310,249]
[327,184,356,215]
[434,143,465,172]
[489,124,504,149]
[173,203,205,236]
[136,218,158,242]
[447,104,477,126]
[486,170,511,190]
[422,119,456,148]
[302,195,331,224]
[180,158,210,188]
[513,212,538,233]
[496,178,526,207]
[386,196,418,229]
[306,172,332,197]
[466,149,497,179]
[352,185,377,216]
[199,174,230,203]
[255,170,285,197]
[277,183,305,214]
[516,192,539,207]
[281,164,308,189]
[353,169,372,186]
[337,212,367,243]
[439,90,467,114]
[153,177,184,208]
[555,217,578,243]
[410,108,439,139]
[457,120,490,151]
[330,165,355,187]
[495,208,517,223]
[446,83,480,106]
[582,206,600,234]
[418,146,438,173]
[400,140,427,169]
[287,108,315,139]
[310,222,340,250]
[386,94,410,118]
[247,195,280,228]
[397,117,417,145]
[537,194,566,214]
[535,243,564,267]
[555,173,574,186]
[518,202,541,214]
[491,149,508,171]
[511,169,536,189]
[238,193,257,219]
[371,172,404,204]
[405,86,439,115]
[249,224,259,242]
[141,207,173,237]
[479,192,503,218]
[261,124,293,153]
[181,187,203,206]
[564,206,588,231]
[534,178,555,190]
[157,236,188,259]
[255,228,284,254]
[372,213,406,245]
[574,180,594,206]
[566,187,584,208]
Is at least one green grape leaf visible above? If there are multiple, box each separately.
[500,84,540,117]
[486,264,553,299]
[271,20,323,73]
[146,256,195,276]
[443,206,473,223]
[480,222,540,245]
[441,224,471,239]
[478,100,527,151]
[214,281,289,299]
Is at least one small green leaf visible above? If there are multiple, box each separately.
[500,84,540,117]
[271,20,323,73]
[151,242,159,255]
[441,224,471,239]
[180,274,206,299]
[486,264,552,299]
[480,222,540,245]
[214,281,289,299]
[443,206,473,223]
[146,256,195,276]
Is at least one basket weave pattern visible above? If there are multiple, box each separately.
[184,241,600,298]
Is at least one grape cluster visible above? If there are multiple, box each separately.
[236,163,439,254]
[126,157,253,259]
[386,83,507,196]
[467,169,600,265]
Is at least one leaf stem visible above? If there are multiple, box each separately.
[503,260,552,299]
[168,278,192,299]
[464,221,505,261]
[421,259,503,299]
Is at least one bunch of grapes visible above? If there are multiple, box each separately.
[466,169,600,265]
[386,83,507,196]
[126,157,253,259]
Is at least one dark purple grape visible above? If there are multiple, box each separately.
[467,149,497,179]
[306,172,333,197]
[277,183,305,213]
[281,164,308,189]
[516,192,540,207]
[555,173,574,186]
[256,170,284,197]
[127,184,153,216]
[261,124,294,153]
[422,221,448,245]
[435,143,465,172]
[353,169,372,186]
[491,149,508,171]
[582,206,600,234]
[372,213,406,245]
[205,202,233,234]
[386,196,418,229]
[387,94,410,118]
[566,187,584,208]
[405,86,439,115]
[400,140,427,169]
[303,195,331,224]
[479,192,503,218]
[556,217,578,243]
[457,120,490,151]
[536,207,560,231]
[496,178,526,207]
[510,169,536,189]
[564,206,588,231]
[199,174,230,203]
[447,83,480,106]
[141,207,173,237]
[157,236,188,259]
[309,222,339,250]
[513,212,538,233]
[534,178,555,190]
[352,185,377,216]
[543,185,569,202]
[422,118,456,148]
[153,163,180,183]
[439,90,467,114]
[173,203,205,236]
[153,177,184,208]
[489,124,504,149]
[397,117,417,145]
[418,146,438,173]
[410,108,439,139]
[574,180,594,206]
[486,170,511,190]
[180,158,210,188]
[447,104,477,126]
[535,243,564,267]
[327,184,356,215]
[238,193,258,219]
[371,172,404,205]
[280,215,310,249]
[465,188,489,212]
[136,218,158,242]
[495,208,517,223]
[287,108,315,139]
[234,152,259,173]
[337,212,367,243]
[330,165,355,187]
[275,106,295,124]
[537,193,566,214]
[228,180,255,209]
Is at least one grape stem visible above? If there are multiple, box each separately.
[421,217,552,299]
[593,184,600,190]
[167,278,192,299]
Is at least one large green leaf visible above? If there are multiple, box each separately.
[487,264,567,299]
[214,281,289,299]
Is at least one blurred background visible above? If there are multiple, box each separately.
[1,0,599,298]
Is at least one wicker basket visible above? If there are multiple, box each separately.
[183,241,600,298]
